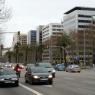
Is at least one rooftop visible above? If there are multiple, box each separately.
[64,6,95,14]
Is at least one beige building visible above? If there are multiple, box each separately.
[12,32,27,47]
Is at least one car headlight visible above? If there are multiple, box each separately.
[33,76,39,79]
[0,78,4,81]
[12,66,15,69]
[48,75,53,78]
[11,78,18,80]
[52,69,56,73]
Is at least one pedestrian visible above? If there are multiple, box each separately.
[14,63,22,78]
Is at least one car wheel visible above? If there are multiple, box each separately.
[66,70,68,72]
[15,82,19,87]
[48,80,53,85]
[25,79,28,83]
[31,81,34,85]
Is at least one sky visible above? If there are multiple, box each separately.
[3,0,95,47]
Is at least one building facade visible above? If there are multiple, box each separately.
[63,7,95,65]
[19,34,27,45]
[36,25,44,45]
[12,32,27,47]
[42,23,64,63]
[28,30,37,45]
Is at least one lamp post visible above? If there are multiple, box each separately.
[83,29,86,67]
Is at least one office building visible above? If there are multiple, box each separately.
[12,32,27,47]
[28,30,37,45]
[42,23,64,63]
[63,7,95,65]
[36,25,44,45]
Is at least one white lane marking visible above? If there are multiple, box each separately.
[44,85,53,88]
[19,83,43,95]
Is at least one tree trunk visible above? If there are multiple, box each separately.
[64,48,67,68]
[25,49,28,65]
[60,47,63,63]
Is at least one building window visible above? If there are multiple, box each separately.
[78,20,91,23]
[78,25,90,28]
[78,14,91,18]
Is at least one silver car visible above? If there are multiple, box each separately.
[66,65,81,73]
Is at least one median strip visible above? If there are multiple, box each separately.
[19,83,43,95]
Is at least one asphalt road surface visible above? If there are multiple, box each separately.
[0,68,95,95]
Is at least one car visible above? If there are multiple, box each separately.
[0,68,19,86]
[37,62,56,78]
[25,67,53,85]
[26,63,36,71]
[55,64,65,71]
[66,64,81,73]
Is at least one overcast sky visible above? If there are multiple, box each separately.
[3,0,95,47]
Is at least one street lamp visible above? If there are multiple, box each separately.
[83,29,86,67]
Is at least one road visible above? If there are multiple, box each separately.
[0,68,95,95]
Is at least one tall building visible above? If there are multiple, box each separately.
[42,23,64,63]
[12,32,27,47]
[63,7,95,65]
[19,34,27,45]
[36,25,44,45]
[28,30,37,45]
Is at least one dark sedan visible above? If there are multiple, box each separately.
[25,67,53,85]
[37,62,56,78]
[0,68,19,86]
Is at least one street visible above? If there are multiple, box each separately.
[0,68,95,95]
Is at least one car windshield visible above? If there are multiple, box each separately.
[39,63,52,68]
[0,69,16,75]
[31,67,49,73]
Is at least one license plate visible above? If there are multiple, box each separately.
[5,81,15,83]
[40,78,48,80]
[5,81,11,83]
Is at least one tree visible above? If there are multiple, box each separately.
[19,44,29,64]
[57,32,71,67]
[0,0,11,23]
[14,42,21,63]
[0,0,11,58]
[5,50,14,62]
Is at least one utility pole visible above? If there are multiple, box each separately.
[83,30,86,67]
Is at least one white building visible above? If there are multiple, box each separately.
[42,23,64,62]
[63,6,95,32]
[42,23,64,43]
[63,7,95,65]
[36,25,44,45]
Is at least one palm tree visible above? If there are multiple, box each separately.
[36,44,44,62]
[14,42,21,63]
[5,51,14,63]
[57,32,71,67]
[21,45,29,64]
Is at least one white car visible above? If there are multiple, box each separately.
[66,65,81,73]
